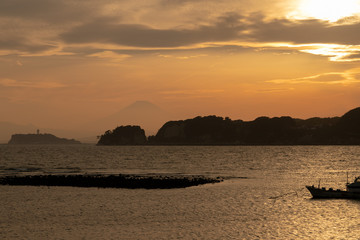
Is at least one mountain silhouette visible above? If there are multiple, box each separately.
[337,107,360,133]
[96,101,172,135]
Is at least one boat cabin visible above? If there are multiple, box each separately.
[347,177,360,192]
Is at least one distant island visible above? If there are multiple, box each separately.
[8,133,81,145]
[97,106,360,145]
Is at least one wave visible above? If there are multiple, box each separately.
[0,166,84,176]
[0,167,44,174]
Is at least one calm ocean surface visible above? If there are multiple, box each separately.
[1,145,360,239]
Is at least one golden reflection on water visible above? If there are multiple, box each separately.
[1,145,360,239]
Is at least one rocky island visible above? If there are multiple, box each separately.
[8,133,81,144]
[97,125,147,145]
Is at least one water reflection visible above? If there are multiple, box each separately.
[0,145,360,239]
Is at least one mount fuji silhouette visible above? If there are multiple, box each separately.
[96,101,172,135]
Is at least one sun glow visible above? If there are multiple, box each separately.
[298,0,360,22]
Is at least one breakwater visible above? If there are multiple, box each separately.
[0,174,223,189]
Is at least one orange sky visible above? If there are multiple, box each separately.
[1,0,360,135]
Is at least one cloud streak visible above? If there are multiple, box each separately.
[0,39,57,55]
[299,44,360,62]
[87,51,131,62]
[0,78,66,88]
[268,69,360,85]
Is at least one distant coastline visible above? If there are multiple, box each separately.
[97,106,360,146]
[6,106,360,146]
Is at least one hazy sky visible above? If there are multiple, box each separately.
[1,0,360,130]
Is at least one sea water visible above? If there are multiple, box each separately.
[0,145,360,239]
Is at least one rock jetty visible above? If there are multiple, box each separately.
[0,174,223,189]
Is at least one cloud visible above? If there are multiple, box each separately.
[247,87,295,93]
[157,54,207,60]
[0,78,66,88]
[345,53,360,61]
[2,1,360,61]
[60,15,245,48]
[248,18,360,45]
[0,1,119,55]
[160,89,224,94]
[299,44,360,62]
[0,0,100,23]
[87,51,131,62]
[268,70,360,85]
[0,39,56,55]
[59,13,360,52]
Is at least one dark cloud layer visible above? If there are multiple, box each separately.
[1,2,360,55]
[60,13,360,48]
[0,0,97,22]
[0,39,56,53]
[346,53,360,59]
[250,18,360,45]
[60,16,244,48]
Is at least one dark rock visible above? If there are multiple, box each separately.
[0,174,223,189]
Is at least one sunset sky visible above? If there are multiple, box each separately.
[1,0,360,132]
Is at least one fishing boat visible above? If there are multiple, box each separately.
[306,176,360,199]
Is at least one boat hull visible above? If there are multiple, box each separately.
[306,186,360,199]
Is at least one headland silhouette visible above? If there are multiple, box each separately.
[97,106,360,145]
